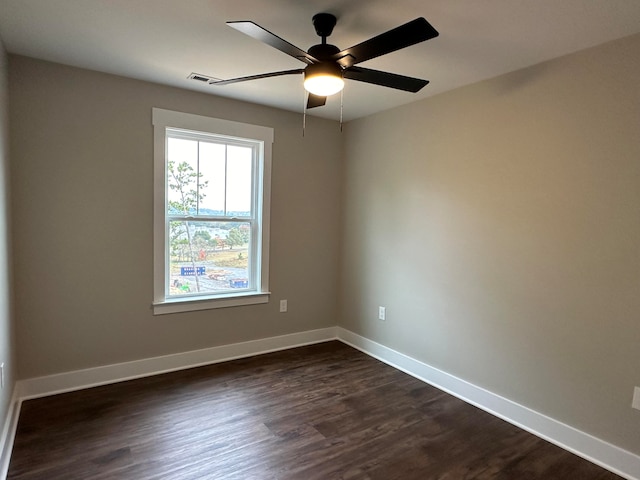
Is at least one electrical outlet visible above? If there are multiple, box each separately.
[279,299,288,313]
[632,387,640,410]
[378,306,386,321]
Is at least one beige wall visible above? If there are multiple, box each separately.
[340,33,640,454]
[0,38,15,447]
[9,56,343,378]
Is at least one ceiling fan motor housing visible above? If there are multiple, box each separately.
[308,43,340,61]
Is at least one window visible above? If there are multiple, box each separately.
[152,108,273,314]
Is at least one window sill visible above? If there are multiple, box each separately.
[152,292,270,315]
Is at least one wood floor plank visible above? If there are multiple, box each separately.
[7,341,623,479]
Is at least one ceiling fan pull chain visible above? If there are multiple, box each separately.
[340,88,344,133]
[302,91,307,137]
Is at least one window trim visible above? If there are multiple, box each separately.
[152,108,273,315]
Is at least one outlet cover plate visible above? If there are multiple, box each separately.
[633,387,640,410]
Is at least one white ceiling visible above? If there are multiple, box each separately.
[1,0,640,121]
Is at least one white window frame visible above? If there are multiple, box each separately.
[152,108,272,315]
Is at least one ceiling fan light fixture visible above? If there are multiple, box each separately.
[304,62,344,96]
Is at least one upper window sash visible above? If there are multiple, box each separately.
[165,132,258,219]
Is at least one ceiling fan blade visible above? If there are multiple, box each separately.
[333,17,439,68]
[344,66,429,92]
[227,21,318,65]
[209,69,304,86]
[307,94,327,109]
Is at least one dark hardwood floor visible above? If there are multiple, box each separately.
[8,341,621,479]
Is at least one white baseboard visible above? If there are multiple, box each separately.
[16,327,338,400]
[336,327,640,480]
[0,387,21,480]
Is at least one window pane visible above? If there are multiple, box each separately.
[167,138,199,215]
[198,142,226,215]
[226,145,252,217]
[168,220,252,296]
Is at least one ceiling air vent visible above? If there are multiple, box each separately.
[188,73,218,83]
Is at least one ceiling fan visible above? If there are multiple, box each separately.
[210,13,439,109]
